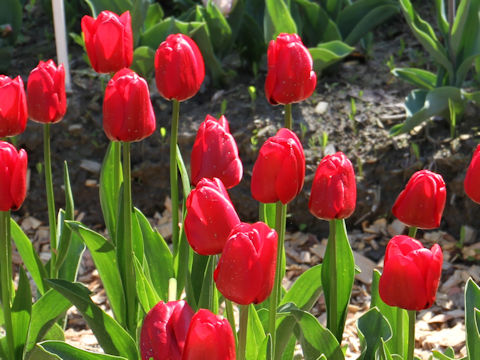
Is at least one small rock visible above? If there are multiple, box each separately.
[387,219,406,237]
[68,124,83,135]
[315,101,329,115]
[85,179,98,187]
[80,160,101,174]
[21,216,42,231]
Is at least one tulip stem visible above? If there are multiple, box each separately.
[44,123,58,278]
[284,103,292,129]
[395,307,404,358]
[170,99,180,255]
[326,219,338,338]
[238,304,249,360]
[407,310,416,360]
[225,299,237,347]
[408,226,417,238]
[0,211,14,360]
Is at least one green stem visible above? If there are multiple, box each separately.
[170,99,180,255]
[408,226,418,238]
[396,307,404,358]
[113,141,121,199]
[326,220,338,338]
[268,201,287,357]
[0,211,14,360]
[122,142,136,335]
[44,124,57,278]
[238,305,249,360]
[225,299,238,347]
[284,103,292,129]
[407,310,416,360]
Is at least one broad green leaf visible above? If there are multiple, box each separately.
[376,339,394,360]
[133,256,160,314]
[392,67,437,90]
[131,46,155,79]
[432,349,456,360]
[202,3,232,57]
[58,230,85,282]
[12,267,31,359]
[465,278,480,360]
[260,203,276,229]
[434,0,449,35]
[27,344,61,360]
[237,13,267,63]
[140,17,203,49]
[46,280,138,360]
[247,305,266,360]
[83,0,132,17]
[144,3,164,31]
[325,0,343,20]
[451,0,471,56]
[0,0,22,43]
[40,341,127,359]
[264,0,297,42]
[66,221,126,325]
[256,334,272,360]
[11,218,48,295]
[309,41,354,73]
[197,255,219,313]
[130,0,150,43]
[357,307,392,359]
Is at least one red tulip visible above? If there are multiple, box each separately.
[392,170,446,229]
[0,75,27,137]
[140,300,194,360]
[265,33,317,105]
[0,141,28,211]
[191,114,242,189]
[309,152,356,220]
[379,235,443,311]
[251,128,305,204]
[185,177,241,255]
[214,222,277,305]
[464,144,480,204]
[154,34,205,101]
[103,68,156,142]
[27,60,66,124]
[182,309,236,360]
[81,11,133,73]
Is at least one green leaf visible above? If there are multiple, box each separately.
[432,349,456,360]
[263,0,297,42]
[197,255,219,313]
[131,46,155,79]
[144,3,164,31]
[260,203,276,229]
[357,307,392,359]
[237,13,267,63]
[130,0,150,43]
[434,0,449,35]
[11,218,48,295]
[0,0,22,43]
[451,0,471,56]
[247,305,266,360]
[66,221,126,325]
[465,278,480,360]
[309,41,354,73]
[12,267,31,359]
[133,256,161,314]
[376,339,394,360]
[58,230,85,282]
[46,280,138,359]
[202,3,233,57]
[40,341,127,359]
[140,17,203,49]
[392,67,437,90]
[83,0,132,18]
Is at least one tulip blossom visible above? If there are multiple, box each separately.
[0,141,28,211]
[140,300,194,360]
[155,34,205,101]
[309,152,356,220]
[265,33,317,105]
[81,11,133,73]
[392,170,446,229]
[185,177,240,255]
[464,144,480,204]
[251,128,305,204]
[103,68,156,142]
[379,235,443,311]
[27,60,66,124]
[190,115,242,189]
[0,75,27,137]
[214,222,277,305]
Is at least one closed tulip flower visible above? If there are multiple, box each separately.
[103,68,156,142]
[182,309,236,360]
[27,60,66,124]
[379,235,443,311]
[191,115,242,189]
[214,222,277,305]
[0,75,27,137]
[464,145,480,204]
[309,152,356,220]
[185,177,240,255]
[155,34,205,101]
[251,128,305,204]
[140,300,194,360]
[81,11,133,73]
[392,170,446,229]
[0,141,28,211]
[265,33,317,105]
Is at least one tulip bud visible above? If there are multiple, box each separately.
[309,152,356,220]
[251,128,305,204]
[154,34,205,102]
[185,178,241,255]
[182,309,236,360]
[0,75,27,137]
[27,60,66,124]
[140,300,194,360]
[103,68,156,142]
[191,115,242,189]
[202,0,238,16]
[81,11,133,73]
[392,170,446,229]
[214,222,277,305]
[265,33,317,105]
[0,141,28,211]
[379,235,443,311]
[464,144,480,204]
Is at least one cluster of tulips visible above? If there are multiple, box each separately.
[1,8,480,360]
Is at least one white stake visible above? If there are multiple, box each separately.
[51,0,72,92]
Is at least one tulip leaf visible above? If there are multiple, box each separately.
[10,218,48,295]
[264,0,297,42]
[246,305,266,360]
[376,339,394,360]
[309,41,354,74]
[46,279,139,359]
[200,3,233,57]
[40,341,128,359]
[140,17,203,50]
[83,0,132,18]
[26,344,62,360]
[133,255,160,314]
[0,0,22,43]
[391,67,437,90]
[450,0,471,57]
[432,348,456,360]
[465,278,480,360]
[357,307,392,360]
[58,229,85,282]
[12,267,31,359]
[256,333,272,360]
[131,46,155,79]
[66,221,126,325]
[197,255,219,313]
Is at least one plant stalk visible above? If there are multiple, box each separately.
[238,304,249,360]
[396,307,404,358]
[407,310,416,360]
[326,220,338,338]
[284,103,292,129]
[408,226,418,238]
[0,211,14,360]
[225,299,238,347]
[170,99,180,255]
